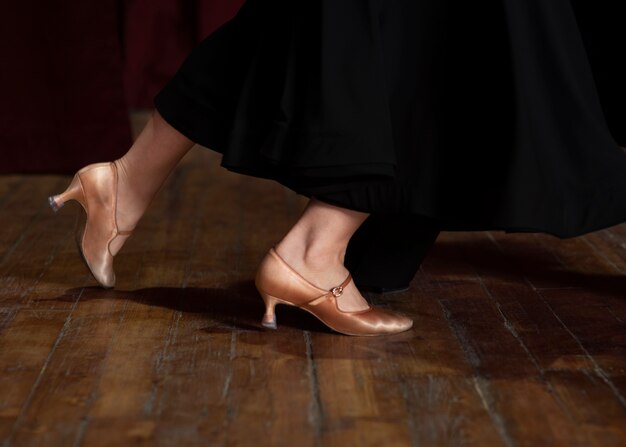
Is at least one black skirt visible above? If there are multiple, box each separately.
[154,0,626,238]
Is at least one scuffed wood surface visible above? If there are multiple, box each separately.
[1,113,625,446]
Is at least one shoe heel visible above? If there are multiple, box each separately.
[48,174,84,212]
[260,292,280,330]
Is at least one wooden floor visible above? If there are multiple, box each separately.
[2,115,626,447]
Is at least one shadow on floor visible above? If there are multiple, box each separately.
[39,237,626,364]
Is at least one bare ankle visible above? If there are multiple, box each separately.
[301,246,345,270]
[275,235,345,270]
[112,159,146,232]
[274,198,367,282]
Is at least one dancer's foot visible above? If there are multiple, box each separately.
[49,162,133,287]
[260,198,414,336]
[49,110,195,287]
[273,198,372,312]
[255,247,413,336]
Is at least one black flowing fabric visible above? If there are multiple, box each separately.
[154,0,626,238]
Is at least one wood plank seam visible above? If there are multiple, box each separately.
[438,303,516,447]
[527,233,626,411]
[71,214,167,446]
[4,288,85,446]
[535,290,626,411]
[474,263,584,429]
[304,331,323,443]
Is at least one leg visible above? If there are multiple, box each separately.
[114,110,194,234]
[345,213,441,292]
[273,198,371,312]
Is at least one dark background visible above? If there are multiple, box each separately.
[0,0,244,174]
[0,1,622,174]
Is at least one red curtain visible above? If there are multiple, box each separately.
[0,0,243,174]
[121,0,243,109]
[0,1,132,174]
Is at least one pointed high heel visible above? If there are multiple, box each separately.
[255,248,413,336]
[49,162,133,288]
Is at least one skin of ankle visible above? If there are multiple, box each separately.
[113,159,148,231]
[275,205,368,297]
[112,111,194,231]
[277,226,346,269]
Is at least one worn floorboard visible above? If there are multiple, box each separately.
[1,113,625,446]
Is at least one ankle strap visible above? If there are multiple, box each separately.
[307,273,352,306]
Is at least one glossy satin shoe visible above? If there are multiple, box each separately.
[255,248,413,336]
[48,162,133,288]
